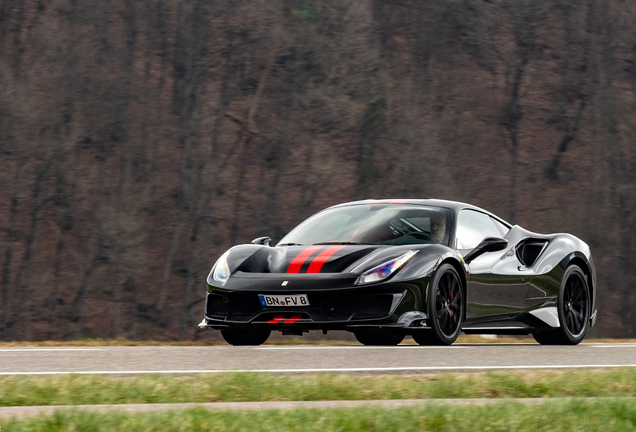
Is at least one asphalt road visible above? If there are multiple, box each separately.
[1,343,636,374]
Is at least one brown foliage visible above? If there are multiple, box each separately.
[0,0,634,340]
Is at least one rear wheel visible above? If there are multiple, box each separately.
[354,330,405,346]
[413,264,464,346]
[221,328,271,346]
[533,265,590,345]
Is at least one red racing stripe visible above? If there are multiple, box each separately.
[286,246,323,273]
[306,245,346,273]
[268,314,285,324]
[366,200,411,205]
[283,314,302,324]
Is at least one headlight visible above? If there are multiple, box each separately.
[208,251,231,285]
[355,250,418,285]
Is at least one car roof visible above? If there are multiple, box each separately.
[328,199,511,226]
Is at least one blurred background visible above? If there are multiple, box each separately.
[0,0,633,341]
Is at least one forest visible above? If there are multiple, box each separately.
[0,0,635,340]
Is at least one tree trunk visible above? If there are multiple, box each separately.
[502,60,527,224]
[110,0,137,339]
[1,156,25,341]
[229,46,278,245]
[18,156,51,340]
[72,163,103,339]
[47,237,65,340]
[11,0,25,75]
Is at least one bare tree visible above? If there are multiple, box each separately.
[493,1,548,222]
[0,156,24,340]
[72,160,105,339]
[227,45,279,245]
[15,149,52,340]
[544,0,599,181]
[110,0,138,338]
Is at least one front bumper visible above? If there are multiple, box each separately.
[199,280,428,332]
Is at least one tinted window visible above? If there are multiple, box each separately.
[456,210,502,250]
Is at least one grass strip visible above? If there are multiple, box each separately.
[1,368,635,407]
[3,399,636,431]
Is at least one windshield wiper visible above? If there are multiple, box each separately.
[278,242,304,246]
[312,242,375,245]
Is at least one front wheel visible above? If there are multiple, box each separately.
[221,328,271,346]
[354,330,405,346]
[413,263,464,345]
[533,265,590,345]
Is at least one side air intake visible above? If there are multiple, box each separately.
[516,239,548,267]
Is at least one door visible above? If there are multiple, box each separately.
[456,210,530,321]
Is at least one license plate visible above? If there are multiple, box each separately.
[258,294,309,307]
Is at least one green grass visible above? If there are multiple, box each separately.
[1,368,636,407]
[4,399,636,431]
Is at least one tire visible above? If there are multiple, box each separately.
[221,328,271,346]
[354,330,405,346]
[533,265,590,345]
[413,263,464,346]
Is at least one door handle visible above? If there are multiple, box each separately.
[518,265,531,283]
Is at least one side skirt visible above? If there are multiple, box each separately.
[462,313,554,335]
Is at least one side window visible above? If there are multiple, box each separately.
[456,210,502,250]
[491,217,510,237]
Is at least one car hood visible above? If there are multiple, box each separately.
[225,243,443,275]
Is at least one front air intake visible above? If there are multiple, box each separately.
[205,293,261,320]
[319,294,394,321]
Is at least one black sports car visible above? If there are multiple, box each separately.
[199,199,596,346]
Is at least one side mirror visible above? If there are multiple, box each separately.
[464,237,508,264]
[251,236,272,246]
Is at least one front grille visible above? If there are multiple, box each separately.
[319,294,394,321]
[206,295,229,319]
[206,294,261,320]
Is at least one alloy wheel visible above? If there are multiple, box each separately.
[562,270,589,338]
[435,270,463,338]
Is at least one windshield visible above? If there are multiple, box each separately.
[278,205,453,247]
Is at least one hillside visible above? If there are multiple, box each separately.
[0,0,634,340]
